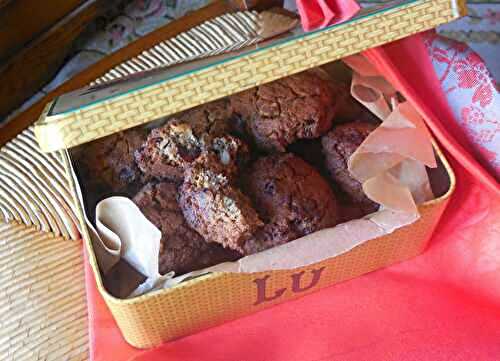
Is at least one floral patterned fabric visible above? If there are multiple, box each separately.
[5,0,209,122]
[47,0,209,92]
[81,0,210,54]
[437,4,500,82]
[424,32,500,178]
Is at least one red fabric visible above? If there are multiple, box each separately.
[295,0,360,31]
[86,31,500,361]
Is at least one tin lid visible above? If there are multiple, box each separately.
[34,0,466,152]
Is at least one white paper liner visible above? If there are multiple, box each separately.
[213,209,418,273]
[95,197,175,296]
[94,207,418,296]
[96,197,161,278]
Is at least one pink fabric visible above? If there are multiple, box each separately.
[295,0,360,31]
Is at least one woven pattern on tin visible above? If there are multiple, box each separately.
[0,223,88,360]
[0,128,80,240]
[34,0,466,152]
[92,10,261,86]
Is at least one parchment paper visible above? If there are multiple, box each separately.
[91,198,419,297]
[94,197,175,297]
[343,54,436,213]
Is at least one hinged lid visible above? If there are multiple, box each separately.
[34,0,466,152]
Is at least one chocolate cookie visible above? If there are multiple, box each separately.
[176,99,234,138]
[321,122,378,213]
[75,129,147,193]
[135,120,248,182]
[133,181,240,275]
[178,165,263,253]
[230,71,337,152]
[315,78,379,125]
[135,121,203,181]
[288,138,327,175]
[243,153,338,254]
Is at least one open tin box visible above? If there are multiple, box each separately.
[34,0,464,348]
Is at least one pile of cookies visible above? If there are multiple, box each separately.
[75,70,380,276]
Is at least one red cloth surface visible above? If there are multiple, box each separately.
[85,33,500,361]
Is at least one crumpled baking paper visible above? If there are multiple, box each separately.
[91,201,419,297]
[91,197,174,298]
[344,54,436,213]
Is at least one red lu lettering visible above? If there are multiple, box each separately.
[253,275,287,305]
[253,267,325,305]
[291,267,325,293]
